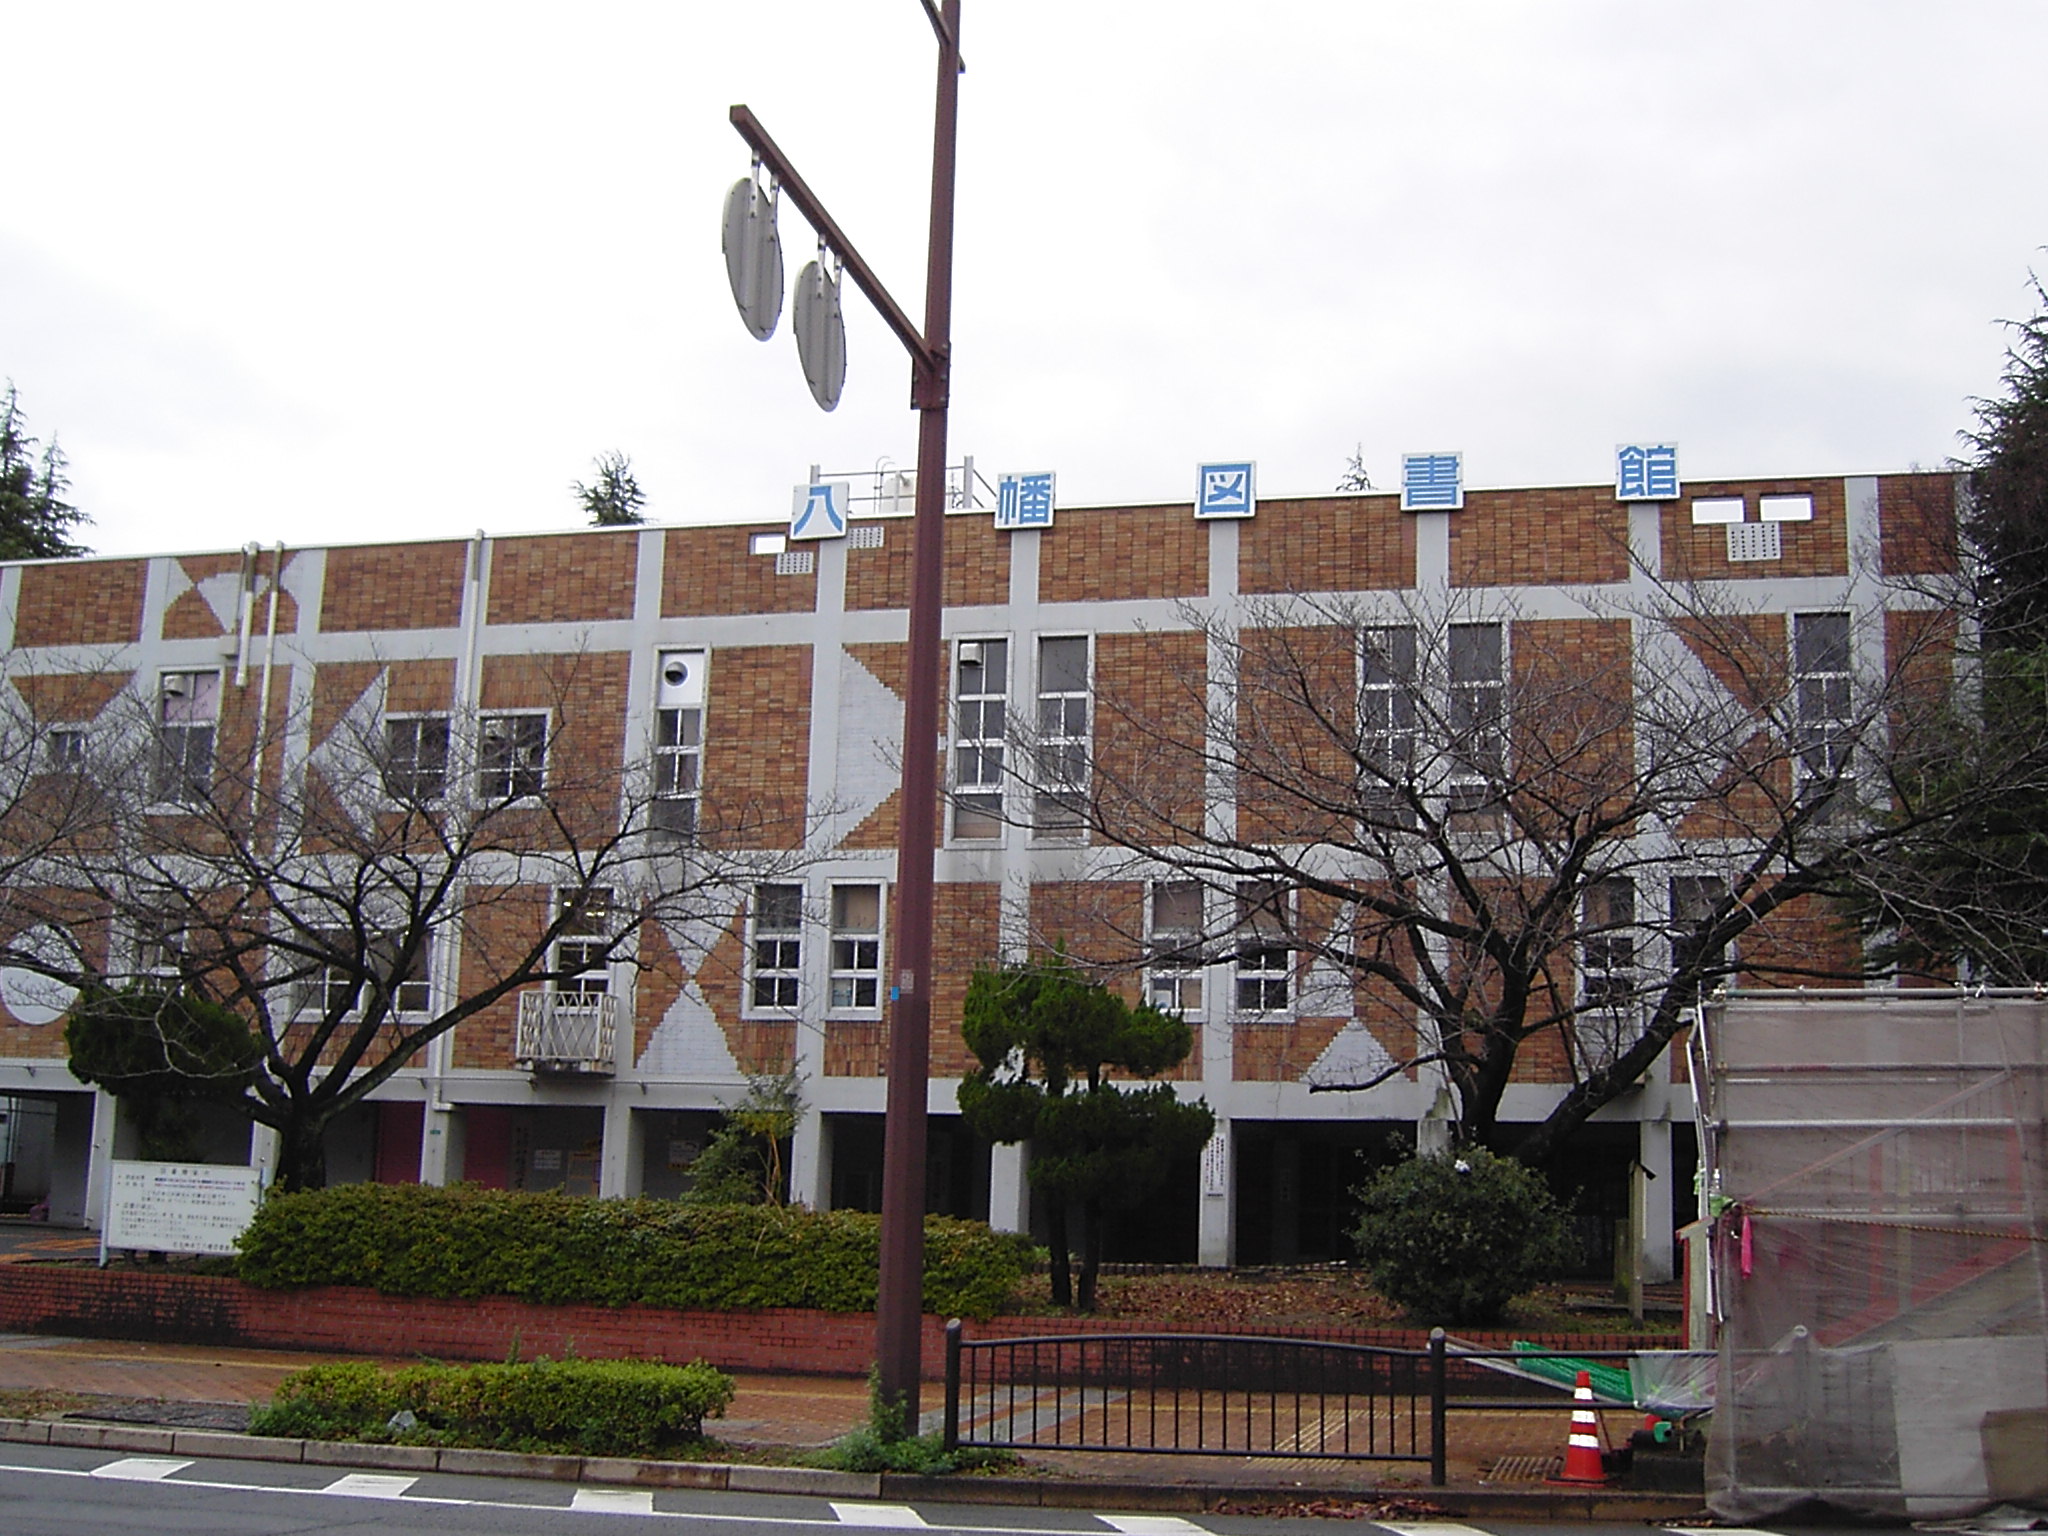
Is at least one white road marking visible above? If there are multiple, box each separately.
[831,1502,929,1527]
[89,1457,194,1481]
[1098,1519,1209,1535]
[1374,1524,1497,1536]
[574,1487,659,1514]
[1666,1529,1782,1536]
[322,1472,419,1499]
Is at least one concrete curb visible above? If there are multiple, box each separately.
[0,1418,1707,1520]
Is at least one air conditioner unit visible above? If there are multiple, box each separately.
[958,641,983,667]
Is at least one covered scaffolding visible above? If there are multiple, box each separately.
[1693,990,2048,1518]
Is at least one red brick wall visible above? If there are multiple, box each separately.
[663,526,816,617]
[1878,472,1960,578]
[1094,630,1208,847]
[844,515,1008,612]
[161,553,239,640]
[1451,486,1631,587]
[13,559,146,647]
[1040,506,1206,604]
[1660,478,1847,581]
[0,1266,1668,1380]
[704,646,811,848]
[1241,494,1415,594]
[489,532,637,625]
[322,542,468,632]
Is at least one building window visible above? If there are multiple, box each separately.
[1234,881,1292,1014]
[1446,622,1504,811]
[1148,880,1205,1017]
[951,639,1008,839]
[553,888,612,998]
[46,726,87,774]
[383,714,450,802]
[829,883,883,1011]
[153,671,219,804]
[1670,874,1731,987]
[1033,635,1090,836]
[296,931,433,1018]
[134,907,188,988]
[478,712,548,801]
[749,883,803,1010]
[653,649,706,839]
[1359,624,1418,815]
[1577,876,1636,1070]
[1793,612,1851,806]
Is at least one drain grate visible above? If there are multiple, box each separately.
[1484,1453,1562,1483]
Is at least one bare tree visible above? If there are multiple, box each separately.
[4,648,812,1189]
[995,559,2000,1163]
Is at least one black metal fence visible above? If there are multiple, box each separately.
[941,1322,1448,1483]
[940,1323,1665,1487]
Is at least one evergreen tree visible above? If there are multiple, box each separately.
[574,450,647,527]
[958,958,1213,1309]
[1965,271,2048,648]
[0,382,90,560]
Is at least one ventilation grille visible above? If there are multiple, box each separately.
[775,550,816,575]
[1726,522,1782,562]
[848,524,886,549]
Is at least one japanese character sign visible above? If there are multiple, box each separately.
[995,471,1056,530]
[790,480,850,541]
[1401,452,1463,511]
[1616,443,1680,502]
[1195,461,1256,520]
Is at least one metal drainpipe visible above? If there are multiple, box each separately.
[426,530,490,1114]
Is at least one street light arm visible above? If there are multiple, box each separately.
[918,0,963,64]
[729,104,940,376]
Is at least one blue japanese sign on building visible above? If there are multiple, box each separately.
[790,480,850,541]
[1195,461,1256,520]
[995,471,1056,530]
[1401,452,1463,511]
[1616,443,1680,502]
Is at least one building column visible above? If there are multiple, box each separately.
[789,1106,831,1210]
[987,1139,1029,1234]
[82,1089,117,1230]
[1197,1119,1234,1268]
[419,1104,456,1185]
[599,1098,639,1199]
[1639,1117,1676,1284]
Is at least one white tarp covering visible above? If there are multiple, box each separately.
[1697,992,2048,1519]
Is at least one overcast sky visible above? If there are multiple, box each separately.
[4,2,2046,559]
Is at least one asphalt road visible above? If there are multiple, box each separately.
[0,1441,1869,1536]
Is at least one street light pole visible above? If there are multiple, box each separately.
[727,0,962,1418]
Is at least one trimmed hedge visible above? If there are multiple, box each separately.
[249,1358,733,1456]
[235,1184,1035,1320]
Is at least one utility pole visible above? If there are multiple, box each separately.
[726,0,963,1417]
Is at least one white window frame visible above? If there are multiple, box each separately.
[1147,879,1206,1019]
[1445,622,1505,813]
[1792,610,1852,806]
[653,649,707,840]
[1670,873,1733,989]
[1359,623,1419,818]
[1576,875,1637,1071]
[153,670,220,806]
[950,638,1009,841]
[552,887,613,999]
[295,929,434,1020]
[747,882,804,1014]
[382,712,451,803]
[45,726,87,775]
[827,882,885,1015]
[1032,634,1091,839]
[1233,881,1293,1016]
[477,710,549,802]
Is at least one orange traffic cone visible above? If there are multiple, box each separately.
[1545,1369,1612,1486]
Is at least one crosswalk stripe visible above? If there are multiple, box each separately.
[321,1472,419,1499]
[830,1502,928,1527]
[573,1487,658,1513]
[1666,1529,1781,1536]
[90,1457,193,1481]
[1374,1524,1496,1536]
[1098,1518,1209,1535]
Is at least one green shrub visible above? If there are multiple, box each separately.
[235,1184,1036,1320]
[1350,1148,1575,1326]
[249,1357,735,1457]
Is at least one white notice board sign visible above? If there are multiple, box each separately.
[102,1160,261,1259]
